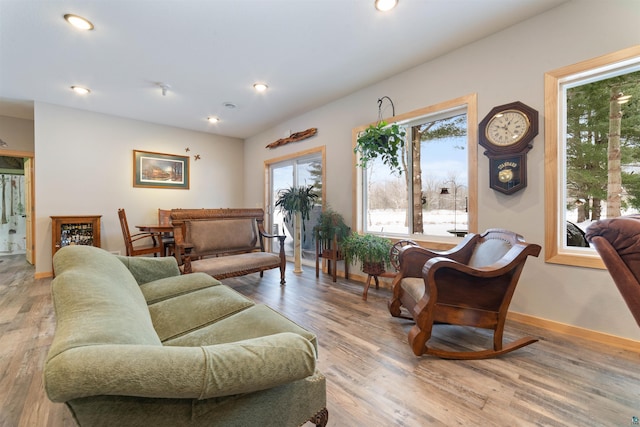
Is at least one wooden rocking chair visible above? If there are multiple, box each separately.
[388,229,541,359]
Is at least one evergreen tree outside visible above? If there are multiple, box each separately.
[565,70,640,224]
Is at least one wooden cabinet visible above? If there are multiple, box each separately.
[51,215,102,257]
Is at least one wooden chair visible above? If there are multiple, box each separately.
[158,209,175,256]
[117,208,164,257]
[315,228,349,282]
[388,229,541,359]
[585,215,640,328]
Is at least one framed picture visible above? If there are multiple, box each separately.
[133,150,190,189]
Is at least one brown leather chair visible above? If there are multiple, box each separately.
[585,215,640,328]
[117,208,164,257]
[388,229,541,359]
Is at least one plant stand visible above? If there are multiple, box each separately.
[362,262,395,301]
[293,211,303,273]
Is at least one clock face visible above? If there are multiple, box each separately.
[485,109,531,147]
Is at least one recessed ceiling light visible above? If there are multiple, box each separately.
[253,83,268,92]
[207,117,220,123]
[70,86,91,95]
[374,0,398,11]
[64,14,94,30]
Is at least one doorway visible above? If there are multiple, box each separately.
[265,147,325,264]
[0,154,34,264]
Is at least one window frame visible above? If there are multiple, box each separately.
[352,93,478,246]
[544,46,640,268]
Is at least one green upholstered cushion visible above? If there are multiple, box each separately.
[46,333,316,402]
[48,246,162,361]
[148,285,254,341]
[165,304,319,354]
[139,272,221,304]
[116,255,181,284]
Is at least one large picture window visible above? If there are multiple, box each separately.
[354,94,477,242]
[545,46,640,268]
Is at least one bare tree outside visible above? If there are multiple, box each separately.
[364,112,468,237]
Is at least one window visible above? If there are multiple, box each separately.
[354,94,477,241]
[545,46,640,268]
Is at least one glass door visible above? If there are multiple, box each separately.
[268,152,323,263]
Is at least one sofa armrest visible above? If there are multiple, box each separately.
[117,255,181,284]
[44,332,316,402]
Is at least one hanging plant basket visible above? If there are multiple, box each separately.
[354,96,406,175]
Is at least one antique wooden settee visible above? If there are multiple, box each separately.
[170,208,287,284]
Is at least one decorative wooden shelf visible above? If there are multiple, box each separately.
[51,215,102,258]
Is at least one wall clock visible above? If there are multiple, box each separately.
[479,101,538,195]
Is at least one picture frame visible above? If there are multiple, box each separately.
[133,150,190,189]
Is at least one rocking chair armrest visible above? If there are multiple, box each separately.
[422,243,541,280]
[396,246,451,278]
[424,256,505,279]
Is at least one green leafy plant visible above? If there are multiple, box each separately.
[275,185,319,238]
[341,232,392,269]
[354,121,406,175]
[314,207,350,242]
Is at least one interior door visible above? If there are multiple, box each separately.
[24,157,33,264]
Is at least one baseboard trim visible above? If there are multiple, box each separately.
[508,311,640,352]
[35,271,53,279]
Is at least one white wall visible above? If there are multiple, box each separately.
[245,0,640,341]
[34,103,244,275]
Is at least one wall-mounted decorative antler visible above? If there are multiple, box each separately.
[266,128,317,149]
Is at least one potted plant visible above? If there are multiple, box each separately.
[354,120,406,175]
[341,232,392,275]
[314,207,350,250]
[275,185,319,273]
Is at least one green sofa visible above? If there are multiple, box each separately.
[44,245,328,427]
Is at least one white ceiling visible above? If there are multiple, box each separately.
[0,0,567,139]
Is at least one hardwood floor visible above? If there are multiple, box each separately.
[1,254,639,426]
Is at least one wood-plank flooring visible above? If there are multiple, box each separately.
[1,254,639,426]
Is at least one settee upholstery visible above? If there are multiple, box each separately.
[44,245,328,426]
[171,208,287,284]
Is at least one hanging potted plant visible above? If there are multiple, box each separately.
[354,121,406,175]
[275,185,319,273]
[341,232,392,276]
[354,96,407,175]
